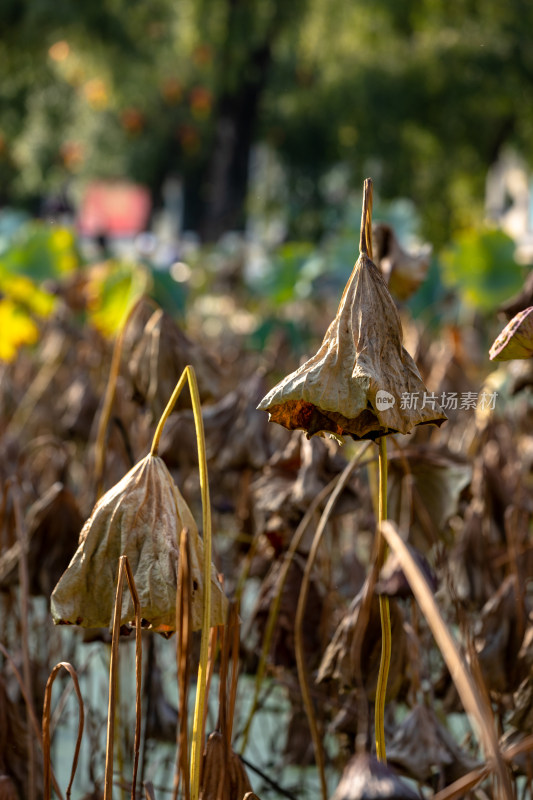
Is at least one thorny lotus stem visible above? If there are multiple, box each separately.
[375,436,390,762]
[151,365,212,800]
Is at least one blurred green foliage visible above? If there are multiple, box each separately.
[441,228,524,313]
[2,0,533,245]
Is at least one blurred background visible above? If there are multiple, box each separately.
[2,0,533,266]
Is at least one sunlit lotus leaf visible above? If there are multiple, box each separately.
[51,453,227,632]
[258,251,446,440]
[489,306,533,361]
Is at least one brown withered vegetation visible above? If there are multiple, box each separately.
[1,190,533,800]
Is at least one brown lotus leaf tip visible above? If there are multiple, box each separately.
[489,306,533,361]
[258,251,447,441]
[51,453,227,633]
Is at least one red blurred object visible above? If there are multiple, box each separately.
[78,180,151,237]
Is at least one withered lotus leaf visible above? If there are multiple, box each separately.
[374,222,430,302]
[330,752,419,800]
[489,306,533,361]
[200,731,253,800]
[126,305,220,416]
[258,251,446,440]
[51,454,227,632]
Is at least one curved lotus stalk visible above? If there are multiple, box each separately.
[489,306,533,361]
[51,453,227,633]
[258,181,446,440]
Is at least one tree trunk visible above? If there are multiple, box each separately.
[197,0,301,241]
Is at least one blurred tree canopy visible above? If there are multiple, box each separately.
[1,0,533,244]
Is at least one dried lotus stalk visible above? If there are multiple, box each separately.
[258,184,446,441]
[51,453,227,633]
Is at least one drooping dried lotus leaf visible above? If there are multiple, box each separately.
[509,676,533,733]
[251,433,359,545]
[126,306,220,416]
[0,482,82,597]
[200,731,253,800]
[59,375,99,441]
[26,482,83,597]
[317,591,407,699]
[373,223,430,302]
[499,728,533,776]
[0,676,29,797]
[159,373,271,472]
[474,574,525,694]
[499,270,533,319]
[0,774,18,800]
[51,453,227,632]
[489,306,533,361]
[331,752,419,800]
[387,447,471,551]
[258,252,446,441]
[387,704,479,784]
[249,554,324,669]
[375,545,437,599]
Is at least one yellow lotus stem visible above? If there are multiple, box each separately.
[150,365,212,800]
[375,435,391,762]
